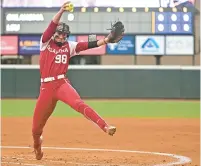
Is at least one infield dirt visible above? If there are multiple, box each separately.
[1,117,200,166]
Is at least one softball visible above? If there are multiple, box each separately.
[65,3,74,12]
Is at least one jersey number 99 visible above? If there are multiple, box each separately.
[55,54,67,64]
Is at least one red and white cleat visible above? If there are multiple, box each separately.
[34,136,43,160]
[105,125,116,136]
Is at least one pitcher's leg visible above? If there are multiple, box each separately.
[32,88,57,160]
[32,97,57,145]
[56,80,116,135]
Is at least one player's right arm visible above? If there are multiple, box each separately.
[41,2,70,43]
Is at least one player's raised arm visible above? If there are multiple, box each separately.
[42,2,71,43]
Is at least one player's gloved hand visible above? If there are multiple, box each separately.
[105,21,125,43]
[60,1,71,13]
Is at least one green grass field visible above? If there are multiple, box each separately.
[1,100,200,118]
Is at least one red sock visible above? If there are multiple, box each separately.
[75,100,108,132]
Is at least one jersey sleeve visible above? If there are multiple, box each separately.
[68,41,89,57]
[40,35,51,51]
[40,21,57,51]
[68,41,79,57]
[42,21,57,43]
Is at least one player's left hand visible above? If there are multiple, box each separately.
[105,21,125,43]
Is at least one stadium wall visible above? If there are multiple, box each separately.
[1,65,200,99]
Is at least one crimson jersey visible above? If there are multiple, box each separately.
[39,37,78,78]
[39,21,89,78]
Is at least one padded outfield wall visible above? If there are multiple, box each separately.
[1,65,200,99]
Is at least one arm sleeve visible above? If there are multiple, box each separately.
[42,21,58,43]
[40,21,57,51]
[69,41,89,57]
[40,35,51,51]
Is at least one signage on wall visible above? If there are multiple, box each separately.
[77,36,106,55]
[18,35,76,55]
[5,13,45,33]
[155,12,193,34]
[3,9,151,34]
[6,13,44,22]
[19,36,41,55]
[106,36,134,55]
[166,36,194,55]
[135,35,165,55]
[0,36,18,55]
[67,35,76,42]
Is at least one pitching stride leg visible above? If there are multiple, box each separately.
[56,79,116,135]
